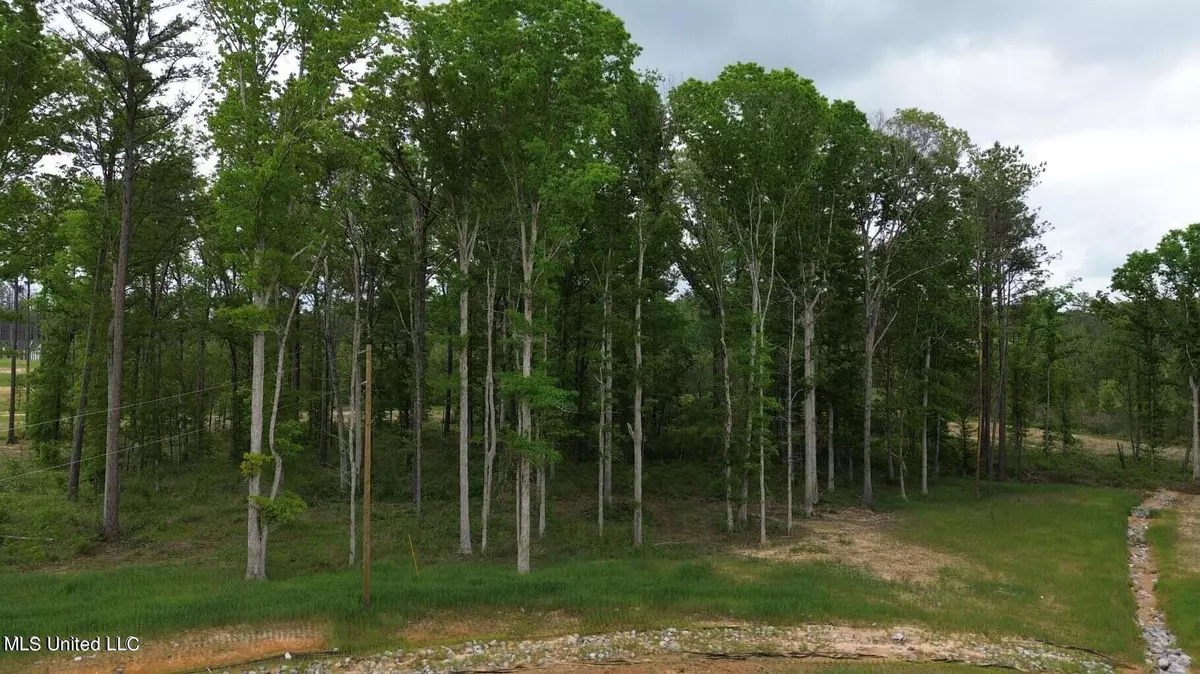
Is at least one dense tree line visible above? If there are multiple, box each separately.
[5,0,1191,580]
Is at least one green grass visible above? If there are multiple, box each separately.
[1147,509,1200,655]
[0,429,1147,665]
[892,482,1142,659]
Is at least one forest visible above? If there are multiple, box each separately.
[11,0,1200,666]
[4,0,1200,567]
[4,0,1200,671]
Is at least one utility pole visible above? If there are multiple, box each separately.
[363,344,373,609]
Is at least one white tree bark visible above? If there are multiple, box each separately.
[248,250,321,578]
[785,296,795,534]
[803,298,818,519]
[862,311,876,509]
[719,294,734,532]
[516,203,538,574]
[246,284,268,580]
[348,255,363,566]
[481,270,497,553]
[457,215,478,556]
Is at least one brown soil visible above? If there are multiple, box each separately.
[400,611,584,645]
[736,509,967,584]
[13,624,326,674]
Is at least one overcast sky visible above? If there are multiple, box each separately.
[599,0,1200,294]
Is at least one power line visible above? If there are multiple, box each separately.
[6,360,309,436]
[0,398,308,485]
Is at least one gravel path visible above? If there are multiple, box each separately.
[1129,491,1192,674]
[208,624,1116,674]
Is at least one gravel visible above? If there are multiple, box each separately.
[223,624,1114,674]
[1130,493,1192,673]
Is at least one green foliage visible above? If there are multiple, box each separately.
[251,490,307,523]
[240,452,273,478]
[215,305,273,334]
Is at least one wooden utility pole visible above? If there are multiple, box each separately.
[363,344,373,608]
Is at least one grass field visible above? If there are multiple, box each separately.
[0,432,1148,669]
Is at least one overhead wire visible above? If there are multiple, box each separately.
[0,397,309,485]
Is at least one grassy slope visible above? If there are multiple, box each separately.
[1147,510,1200,655]
[0,436,1146,664]
[895,482,1140,657]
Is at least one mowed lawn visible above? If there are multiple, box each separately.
[0,446,1146,667]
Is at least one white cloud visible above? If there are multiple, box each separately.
[827,40,1200,293]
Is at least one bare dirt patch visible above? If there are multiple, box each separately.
[736,509,967,584]
[15,623,326,674]
[400,611,584,645]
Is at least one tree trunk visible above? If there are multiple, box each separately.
[229,341,241,461]
[411,202,427,517]
[516,204,538,574]
[785,296,795,532]
[604,292,613,509]
[444,322,453,437]
[935,414,942,478]
[997,285,1009,480]
[102,120,139,540]
[718,292,734,532]
[457,219,475,556]
[827,403,834,492]
[977,281,992,497]
[325,297,349,550]
[245,284,268,579]
[885,347,894,482]
[597,264,610,535]
[1043,358,1052,454]
[257,269,313,577]
[347,258,363,566]
[1191,373,1199,481]
[537,461,546,538]
[69,241,108,494]
[899,413,907,501]
[922,338,930,495]
[482,271,497,553]
[862,309,876,509]
[747,259,763,544]
[631,227,645,548]
[803,298,817,519]
[6,281,17,445]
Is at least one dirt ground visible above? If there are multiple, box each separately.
[6,624,328,674]
[736,508,967,584]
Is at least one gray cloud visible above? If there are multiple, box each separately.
[600,0,1200,293]
[605,0,1200,85]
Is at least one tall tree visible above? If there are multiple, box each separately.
[1156,224,1200,481]
[64,0,198,540]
